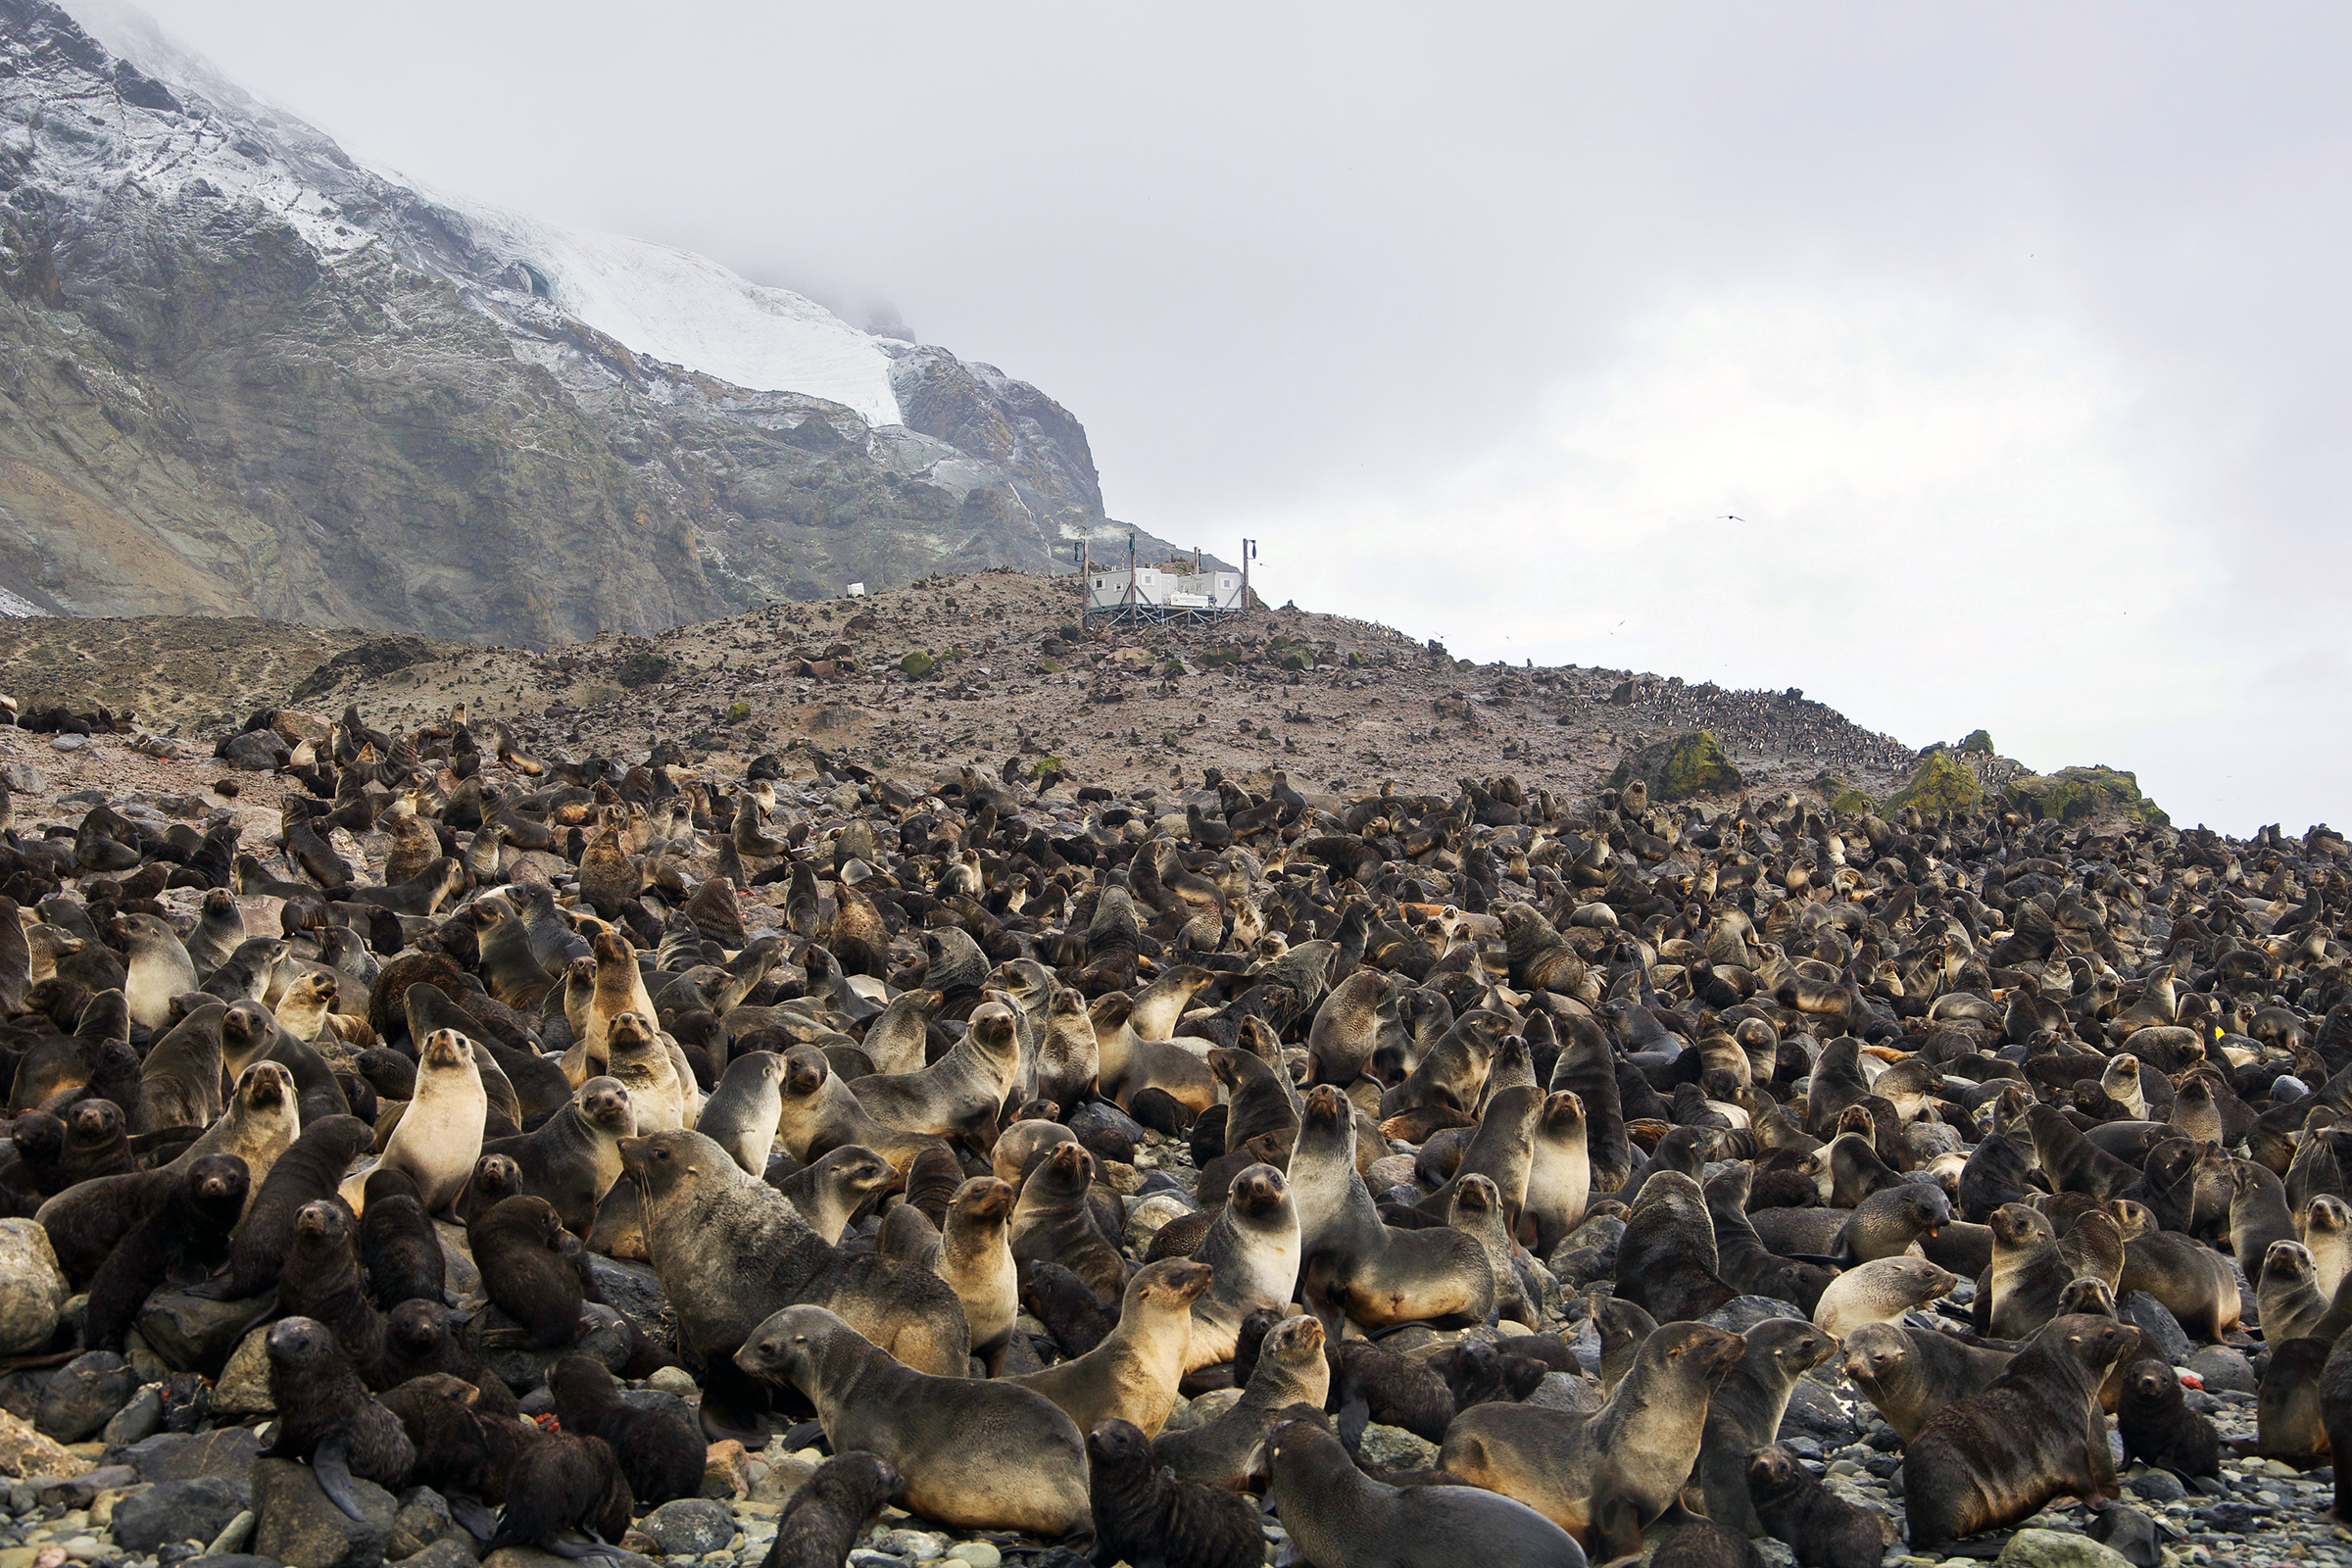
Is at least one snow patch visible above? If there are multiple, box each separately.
[0,586,52,617]
[449,206,902,427]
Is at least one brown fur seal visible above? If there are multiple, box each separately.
[1086,1417,1264,1568]
[1901,1313,2132,1546]
[2119,1228,2241,1342]
[935,1176,1019,1373]
[1614,1170,1738,1323]
[1185,1161,1301,1369]
[480,1075,633,1235]
[1523,1089,1592,1255]
[349,1028,484,1215]
[1009,1257,1213,1438]
[1441,1321,1746,1561]
[1745,1445,1894,1568]
[763,1450,903,1568]
[1839,1322,2014,1442]
[1291,1084,1495,1332]
[773,1145,897,1244]
[697,1050,784,1174]
[1011,1140,1130,1303]
[623,1129,967,1440]
[2257,1336,2331,1463]
[1693,1320,1838,1536]
[265,1314,416,1521]
[1812,1256,1956,1342]
[2261,1241,2331,1342]
[604,1009,691,1134]
[774,1045,951,1172]
[2116,1349,2220,1477]
[1272,1416,1588,1568]
[1154,1313,1330,1491]
[736,1303,1089,1537]
[849,1003,1020,1144]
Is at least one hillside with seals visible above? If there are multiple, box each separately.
[0,609,2335,1568]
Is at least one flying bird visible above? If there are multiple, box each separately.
[1721,514,1744,521]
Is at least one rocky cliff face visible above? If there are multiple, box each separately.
[0,0,1171,644]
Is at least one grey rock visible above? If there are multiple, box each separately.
[118,1427,265,1482]
[583,1254,670,1347]
[1995,1526,2135,1568]
[1123,1193,1196,1254]
[2183,1346,2256,1395]
[2126,1467,2186,1504]
[1163,1390,1242,1433]
[115,1476,254,1554]
[136,1289,269,1375]
[250,1456,396,1568]
[184,1558,277,1568]
[216,731,287,771]
[0,1220,68,1354]
[1701,1296,1807,1335]
[479,1302,632,1390]
[393,1487,463,1558]
[2119,1292,2192,1366]
[48,733,86,752]
[1523,1372,1605,1414]
[397,1538,482,1568]
[210,1326,274,1416]
[37,1350,133,1443]
[103,1383,164,1446]
[0,764,46,794]
[1355,1423,1438,1471]
[639,1496,735,1556]
[1777,1380,1858,1443]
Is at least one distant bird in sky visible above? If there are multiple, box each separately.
[1721,514,1744,521]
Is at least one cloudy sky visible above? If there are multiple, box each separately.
[90,2,2349,834]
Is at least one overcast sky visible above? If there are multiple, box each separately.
[90,2,2351,835]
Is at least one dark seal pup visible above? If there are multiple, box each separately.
[1746,1445,1893,1568]
[1087,1417,1265,1568]
[264,1315,416,1520]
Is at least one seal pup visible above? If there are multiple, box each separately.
[698,1050,784,1174]
[1010,1257,1213,1439]
[736,1303,1090,1537]
[265,1315,416,1521]
[83,1152,249,1350]
[1745,1445,1894,1568]
[1291,1084,1495,1332]
[1267,1417,1589,1568]
[763,1451,904,1568]
[1901,1313,2132,1546]
[1441,1322,1746,1561]
[347,1028,484,1215]
[1088,1417,1266,1568]
[480,1075,634,1235]
[550,1354,704,1509]
[2116,1350,2220,1478]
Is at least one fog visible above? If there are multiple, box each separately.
[100,1,2352,832]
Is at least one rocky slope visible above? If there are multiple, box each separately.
[0,0,1177,644]
[0,570,2141,827]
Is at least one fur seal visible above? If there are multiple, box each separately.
[935,1175,1019,1373]
[763,1450,904,1568]
[83,1152,249,1350]
[1523,1089,1592,1255]
[1812,1256,1956,1342]
[850,1003,1020,1144]
[480,1075,633,1235]
[1011,1140,1130,1303]
[2116,1349,2220,1478]
[697,1050,784,1174]
[1613,1170,1738,1323]
[349,1028,484,1215]
[1269,1417,1588,1568]
[1154,1313,1330,1491]
[736,1303,1089,1537]
[550,1353,703,1509]
[196,1114,373,1300]
[265,1315,416,1521]
[1693,1320,1838,1536]
[2256,1336,2332,1463]
[773,1145,897,1244]
[1291,1083,1495,1332]
[1441,1322,1746,1561]
[2118,1228,2240,1342]
[1901,1313,2132,1546]
[1745,1445,1893,1568]
[172,1059,300,1204]
[1185,1162,1301,1369]
[1087,1417,1264,1568]
[1839,1322,2013,1442]
[470,1194,589,1349]
[1010,1257,1213,1439]
[623,1129,967,1439]
[2261,1241,2331,1343]
[358,1169,446,1310]
[486,1428,633,1557]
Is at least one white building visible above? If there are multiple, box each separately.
[1084,563,1245,614]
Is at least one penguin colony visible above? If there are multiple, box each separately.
[1,699,2350,1568]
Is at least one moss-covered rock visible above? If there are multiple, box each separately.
[900,651,935,679]
[1610,730,1743,803]
[1812,772,1876,815]
[1886,751,1985,816]
[1960,729,1995,754]
[2005,766,2169,827]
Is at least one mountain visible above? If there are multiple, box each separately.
[0,0,1178,645]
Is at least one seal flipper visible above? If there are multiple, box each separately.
[448,1494,499,1540]
[312,1434,370,1523]
[1336,1395,1372,1452]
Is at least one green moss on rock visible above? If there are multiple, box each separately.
[900,651,935,678]
[2005,765,2169,827]
[1613,730,1743,803]
[1886,751,1985,816]
[1960,729,1994,754]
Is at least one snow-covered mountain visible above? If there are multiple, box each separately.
[0,0,1169,643]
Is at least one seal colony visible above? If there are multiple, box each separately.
[0,695,2346,1568]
